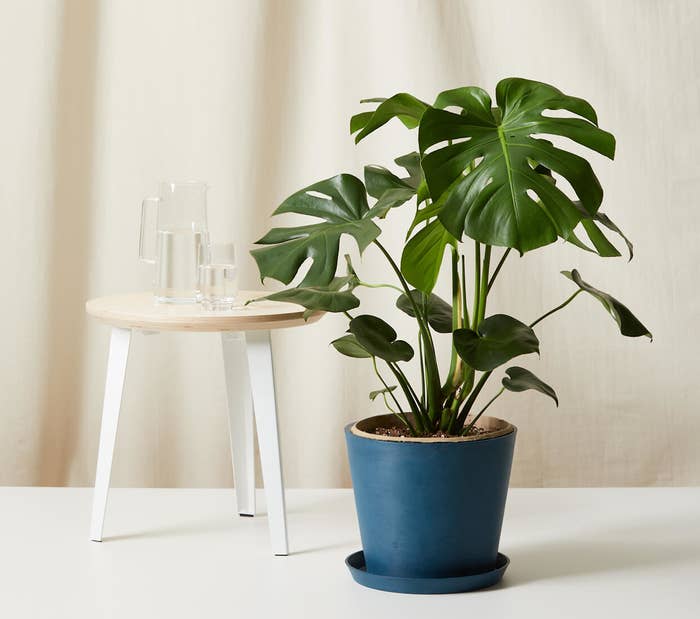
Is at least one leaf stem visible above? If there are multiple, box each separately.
[461,253,469,328]
[472,242,481,330]
[374,240,440,425]
[453,370,493,432]
[443,247,461,393]
[387,362,426,434]
[529,290,582,329]
[418,335,426,407]
[478,245,491,324]
[463,387,505,435]
[380,392,399,414]
[487,248,511,294]
[372,357,402,413]
[357,280,404,294]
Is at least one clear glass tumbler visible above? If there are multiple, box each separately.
[199,243,239,310]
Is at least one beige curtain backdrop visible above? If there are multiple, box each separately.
[1,0,698,488]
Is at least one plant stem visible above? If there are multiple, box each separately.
[357,280,404,294]
[463,387,505,435]
[418,335,426,407]
[374,240,440,426]
[387,362,426,434]
[529,290,582,329]
[487,248,511,294]
[390,361,422,412]
[472,242,481,330]
[453,370,493,432]
[478,245,491,324]
[461,254,469,328]
[371,357,404,417]
[380,392,399,414]
[443,247,461,393]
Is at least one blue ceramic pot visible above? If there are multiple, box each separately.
[345,414,516,579]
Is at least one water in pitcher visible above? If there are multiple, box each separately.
[154,228,205,303]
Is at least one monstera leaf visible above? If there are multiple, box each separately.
[568,202,634,260]
[502,366,558,406]
[364,165,416,219]
[348,315,414,362]
[331,334,372,358]
[251,175,380,287]
[255,274,360,314]
[396,289,453,333]
[454,314,540,371]
[401,219,456,293]
[562,270,652,339]
[369,385,397,401]
[533,168,633,260]
[418,78,616,254]
[351,94,429,143]
[363,152,429,220]
[394,152,423,189]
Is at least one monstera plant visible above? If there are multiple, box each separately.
[250,78,650,438]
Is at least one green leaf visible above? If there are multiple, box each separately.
[364,165,409,199]
[348,315,414,362]
[418,78,616,254]
[366,188,417,219]
[394,152,423,189]
[363,152,428,219]
[562,270,652,339]
[400,219,456,293]
[369,385,397,401]
[594,212,633,260]
[351,93,429,143]
[396,290,452,333]
[350,111,373,134]
[567,202,633,260]
[251,254,360,314]
[454,314,540,371]
[331,334,371,358]
[567,211,634,260]
[256,275,359,313]
[502,366,558,406]
[251,174,380,286]
[580,219,621,257]
[364,165,416,219]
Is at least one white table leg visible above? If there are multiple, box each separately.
[245,330,288,556]
[221,332,256,517]
[90,327,131,541]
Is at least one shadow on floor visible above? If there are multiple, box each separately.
[503,516,700,586]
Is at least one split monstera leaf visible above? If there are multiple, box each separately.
[249,77,651,436]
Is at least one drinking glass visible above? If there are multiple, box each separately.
[199,243,239,310]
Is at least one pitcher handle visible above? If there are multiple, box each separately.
[139,197,159,263]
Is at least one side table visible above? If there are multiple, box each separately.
[85,291,322,555]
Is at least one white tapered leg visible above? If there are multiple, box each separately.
[90,327,131,541]
[221,332,256,517]
[245,330,288,556]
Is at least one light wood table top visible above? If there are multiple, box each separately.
[85,291,322,332]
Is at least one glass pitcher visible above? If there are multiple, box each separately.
[139,181,210,303]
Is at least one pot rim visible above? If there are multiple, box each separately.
[350,413,515,444]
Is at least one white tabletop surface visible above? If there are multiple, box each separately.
[1,487,698,618]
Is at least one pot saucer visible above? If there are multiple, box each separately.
[345,551,509,594]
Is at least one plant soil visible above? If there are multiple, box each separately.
[374,425,489,439]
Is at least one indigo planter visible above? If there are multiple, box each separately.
[345,414,516,594]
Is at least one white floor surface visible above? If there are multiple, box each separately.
[1,487,698,618]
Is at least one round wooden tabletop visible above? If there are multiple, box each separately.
[85,291,323,332]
